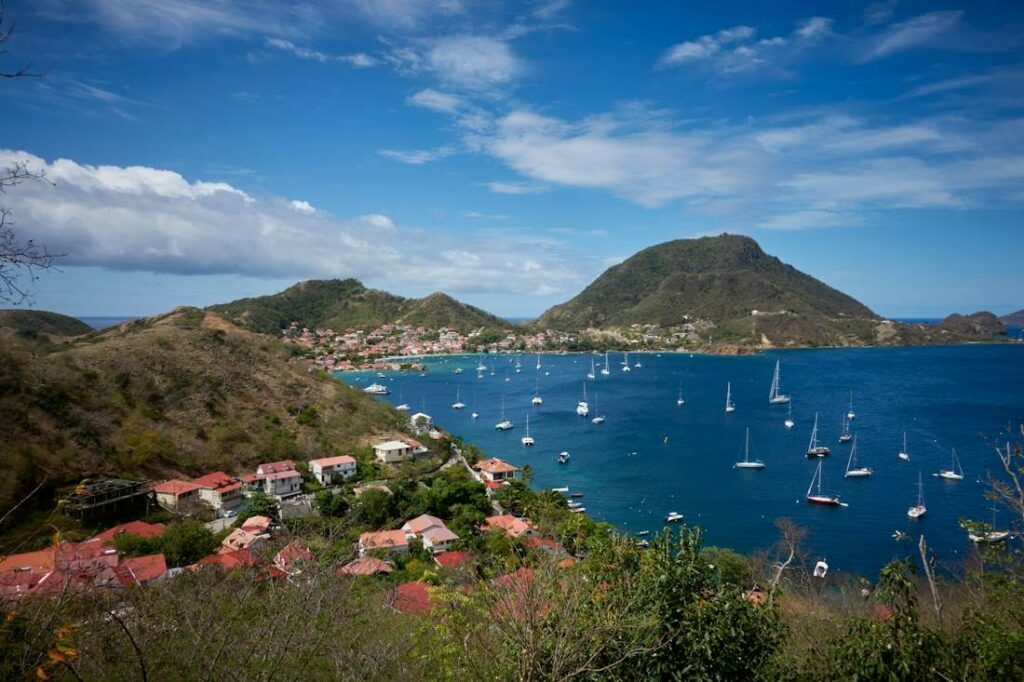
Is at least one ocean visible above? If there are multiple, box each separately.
[339,344,1024,579]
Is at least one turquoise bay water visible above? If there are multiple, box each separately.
[341,345,1024,578]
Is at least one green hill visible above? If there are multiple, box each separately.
[208,279,510,334]
[0,307,403,515]
[0,309,93,337]
[538,234,876,330]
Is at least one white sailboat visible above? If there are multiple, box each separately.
[898,431,910,461]
[395,386,410,412]
[587,356,596,380]
[536,352,541,371]
[495,396,513,430]
[844,434,872,477]
[735,428,766,469]
[531,376,543,406]
[576,382,590,417]
[968,504,1010,543]
[784,402,795,429]
[600,351,610,376]
[634,354,642,369]
[806,460,841,506]
[476,356,487,373]
[937,448,964,480]
[515,356,522,373]
[591,392,605,424]
[846,390,856,421]
[838,414,852,443]
[768,360,790,404]
[676,383,685,406]
[451,386,466,410]
[621,351,631,372]
[724,382,736,414]
[806,412,831,457]
[521,414,534,446]
[907,471,926,518]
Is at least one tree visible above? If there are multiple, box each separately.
[156,520,219,567]
[0,7,56,304]
[240,491,279,521]
[314,489,348,518]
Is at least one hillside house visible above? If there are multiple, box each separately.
[482,514,536,538]
[409,412,433,435]
[473,458,519,486]
[373,439,428,464]
[191,471,243,511]
[244,461,303,498]
[358,529,412,557]
[152,480,202,511]
[308,455,357,485]
[402,514,460,554]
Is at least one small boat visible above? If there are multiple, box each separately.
[806,460,841,506]
[576,382,590,417]
[838,414,852,443]
[551,486,569,493]
[844,434,872,477]
[531,377,543,406]
[536,352,541,371]
[515,356,522,373]
[846,390,856,421]
[806,412,831,457]
[676,383,685,406]
[784,402,795,429]
[634,357,642,368]
[907,471,926,518]
[495,396,513,430]
[476,356,487,373]
[521,414,534,447]
[768,359,790,404]
[621,352,631,372]
[451,387,466,410]
[558,451,570,464]
[471,411,479,420]
[635,539,650,548]
[636,530,649,536]
[898,431,910,461]
[376,372,386,378]
[569,507,587,514]
[665,512,684,523]
[725,382,736,414]
[570,492,584,498]
[937,448,964,480]
[396,403,410,411]
[363,383,389,395]
[454,367,463,374]
[567,501,583,509]
[586,357,596,380]
[600,351,610,376]
[735,428,766,469]
[813,560,829,578]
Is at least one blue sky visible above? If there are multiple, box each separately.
[1,0,1023,318]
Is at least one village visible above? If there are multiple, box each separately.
[280,319,716,372]
[0,410,585,614]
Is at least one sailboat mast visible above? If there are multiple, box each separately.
[745,428,750,463]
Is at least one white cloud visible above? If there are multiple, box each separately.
[290,200,316,214]
[860,11,964,61]
[794,17,833,42]
[265,38,378,67]
[379,146,456,164]
[427,36,521,89]
[408,88,464,113]
[346,0,464,30]
[484,180,550,195]
[0,150,593,298]
[464,211,510,220]
[659,25,755,65]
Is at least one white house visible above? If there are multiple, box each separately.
[472,458,519,485]
[373,439,429,464]
[190,471,243,511]
[260,469,303,498]
[409,412,433,435]
[402,514,460,554]
[308,455,357,486]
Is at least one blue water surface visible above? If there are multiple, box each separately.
[340,344,1024,578]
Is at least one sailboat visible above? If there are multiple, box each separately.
[844,434,872,477]
[806,460,841,506]
[576,382,590,417]
[476,356,487,373]
[784,402,795,429]
[937,448,964,480]
[907,472,926,518]
[768,360,790,404]
[495,396,513,430]
[515,356,522,373]
[806,412,831,457]
[531,376,543,406]
[535,352,541,371]
[838,414,852,443]
[724,382,736,414]
[395,386,410,412]
[735,428,766,469]
[586,357,596,380]
[621,351,631,372]
[676,383,685,406]
[634,355,642,368]
[967,504,1010,543]
[600,351,610,376]
[591,392,605,424]
[451,386,466,410]
[846,390,856,421]
[521,414,535,446]
[898,432,910,461]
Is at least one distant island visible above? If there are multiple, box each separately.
[1000,308,1024,327]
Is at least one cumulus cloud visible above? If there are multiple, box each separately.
[408,88,464,113]
[0,150,597,297]
[427,36,521,89]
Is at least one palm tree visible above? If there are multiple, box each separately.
[519,464,534,484]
